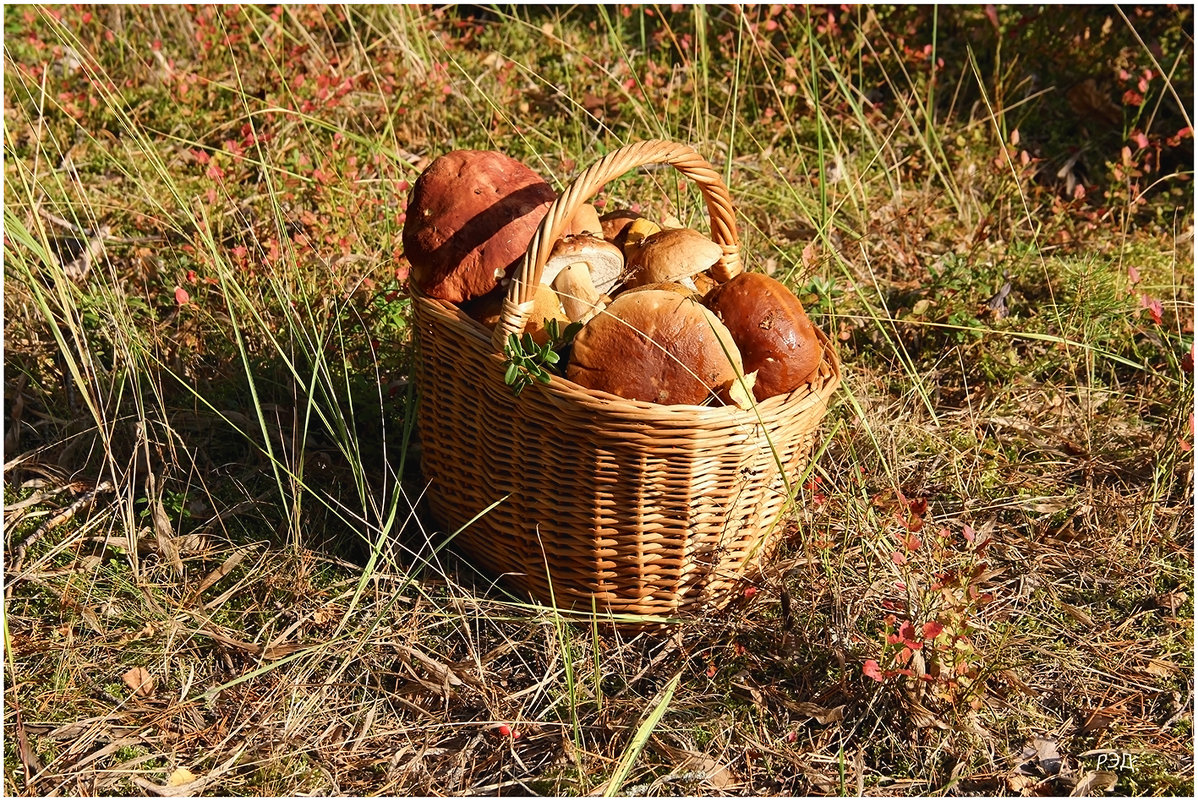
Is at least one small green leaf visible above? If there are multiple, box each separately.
[504,363,520,385]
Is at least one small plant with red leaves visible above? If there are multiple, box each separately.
[863,496,999,711]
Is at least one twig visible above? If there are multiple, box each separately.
[8,480,113,574]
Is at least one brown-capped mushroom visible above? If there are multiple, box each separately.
[462,283,568,346]
[621,217,662,251]
[704,272,823,401]
[619,280,697,297]
[566,289,745,406]
[566,203,603,237]
[541,234,624,323]
[402,150,555,303]
[622,227,723,290]
[598,209,641,246]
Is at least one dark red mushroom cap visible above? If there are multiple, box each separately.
[704,272,823,401]
[403,150,557,303]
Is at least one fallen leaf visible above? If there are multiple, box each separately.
[1059,602,1094,627]
[191,547,253,599]
[1071,770,1117,796]
[787,702,845,725]
[1018,736,1062,776]
[674,754,737,792]
[1007,772,1036,795]
[122,666,155,696]
[1140,657,1181,677]
[168,768,197,787]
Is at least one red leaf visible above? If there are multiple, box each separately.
[962,525,975,543]
[898,621,916,642]
[984,4,999,29]
[174,286,190,306]
[863,659,885,682]
[922,621,944,640]
[891,550,908,566]
[1140,294,1164,325]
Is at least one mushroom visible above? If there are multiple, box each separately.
[619,280,696,297]
[461,283,569,346]
[402,150,556,304]
[541,234,624,323]
[566,289,745,406]
[703,272,823,401]
[622,227,723,291]
[620,217,662,251]
[566,203,603,237]
[598,208,641,246]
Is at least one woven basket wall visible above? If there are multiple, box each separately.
[410,140,841,621]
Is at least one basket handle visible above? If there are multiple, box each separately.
[490,139,742,351]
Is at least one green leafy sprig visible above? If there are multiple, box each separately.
[502,318,583,396]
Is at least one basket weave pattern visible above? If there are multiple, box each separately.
[411,140,841,619]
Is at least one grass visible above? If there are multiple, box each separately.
[3,3,1194,796]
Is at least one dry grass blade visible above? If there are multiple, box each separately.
[599,671,683,796]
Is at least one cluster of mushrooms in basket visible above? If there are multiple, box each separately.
[403,149,824,408]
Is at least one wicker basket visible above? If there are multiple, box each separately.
[410,140,840,621]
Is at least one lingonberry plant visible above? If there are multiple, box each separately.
[864,494,999,711]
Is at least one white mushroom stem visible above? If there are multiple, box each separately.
[552,262,606,323]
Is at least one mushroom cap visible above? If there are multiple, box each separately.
[623,228,723,288]
[598,209,642,247]
[402,150,556,304]
[566,203,603,237]
[543,234,624,296]
[618,280,696,297]
[704,272,823,400]
[567,289,743,405]
[461,283,567,346]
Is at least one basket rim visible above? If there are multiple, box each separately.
[413,290,842,422]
